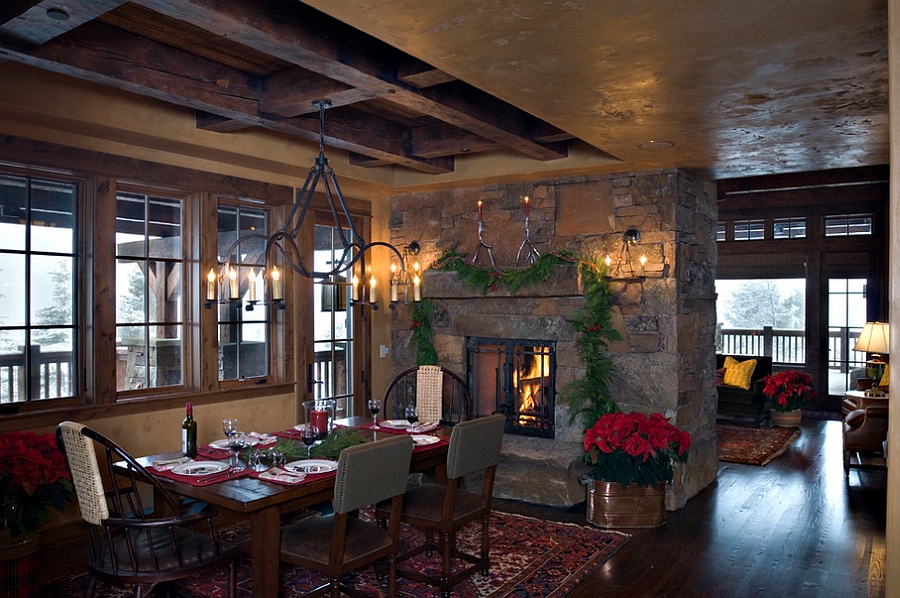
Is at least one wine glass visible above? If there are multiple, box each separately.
[301,425,318,460]
[405,404,419,426]
[228,431,247,466]
[222,418,239,444]
[368,398,382,429]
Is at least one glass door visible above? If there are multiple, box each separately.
[311,223,355,419]
[826,278,868,395]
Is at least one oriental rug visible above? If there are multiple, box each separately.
[42,511,629,598]
[716,424,801,466]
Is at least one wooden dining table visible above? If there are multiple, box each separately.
[123,417,450,598]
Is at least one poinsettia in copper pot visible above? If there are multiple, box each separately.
[583,411,692,489]
[0,430,75,539]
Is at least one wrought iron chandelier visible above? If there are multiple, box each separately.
[206,101,405,310]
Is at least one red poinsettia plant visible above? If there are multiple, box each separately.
[763,370,817,412]
[0,430,75,538]
[583,411,691,489]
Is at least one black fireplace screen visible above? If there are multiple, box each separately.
[468,337,556,438]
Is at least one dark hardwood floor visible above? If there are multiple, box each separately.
[494,419,886,598]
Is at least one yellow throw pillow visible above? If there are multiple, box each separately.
[722,357,757,390]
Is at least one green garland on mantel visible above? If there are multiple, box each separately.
[409,249,622,426]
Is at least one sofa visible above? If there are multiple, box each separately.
[716,354,773,427]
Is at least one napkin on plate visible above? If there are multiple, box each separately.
[408,422,440,434]
[150,457,190,471]
[258,467,307,485]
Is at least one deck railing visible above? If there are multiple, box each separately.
[717,326,867,372]
[0,346,74,403]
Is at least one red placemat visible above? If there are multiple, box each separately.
[151,465,251,486]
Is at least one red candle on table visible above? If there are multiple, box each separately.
[477,200,482,221]
[524,196,530,217]
[310,410,328,435]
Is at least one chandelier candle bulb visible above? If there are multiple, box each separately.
[351,275,359,301]
[270,266,282,301]
[524,195,530,217]
[206,268,217,301]
[228,267,238,299]
[390,264,399,302]
[369,275,376,304]
[640,255,647,276]
[248,268,257,302]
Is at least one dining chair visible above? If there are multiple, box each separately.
[375,413,506,598]
[55,421,239,598]
[381,366,473,426]
[279,433,414,598]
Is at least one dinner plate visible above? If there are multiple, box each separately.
[172,461,230,476]
[411,435,440,446]
[284,459,338,474]
[379,419,411,429]
[209,438,259,449]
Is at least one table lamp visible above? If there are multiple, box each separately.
[854,321,890,387]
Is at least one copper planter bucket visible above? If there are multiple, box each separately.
[585,479,667,529]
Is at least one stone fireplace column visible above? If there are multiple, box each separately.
[389,169,718,509]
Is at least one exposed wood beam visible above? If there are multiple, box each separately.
[0,21,453,174]
[132,0,566,161]
[260,68,374,116]
[397,60,456,89]
[0,0,126,46]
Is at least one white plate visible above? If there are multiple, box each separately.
[284,459,338,474]
[379,419,411,429]
[209,438,259,449]
[172,461,230,476]
[412,435,440,446]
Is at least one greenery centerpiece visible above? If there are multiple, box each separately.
[0,430,75,539]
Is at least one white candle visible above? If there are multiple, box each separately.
[640,255,647,276]
[248,268,257,302]
[369,276,377,304]
[351,275,359,301]
[271,266,282,301]
[413,274,421,302]
[390,264,399,302]
[228,267,238,299]
[206,268,217,301]
[604,255,611,268]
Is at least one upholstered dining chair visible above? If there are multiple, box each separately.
[55,421,239,598]
[279,433,414,598]
[381,366,473,426]
[375,413,506,598]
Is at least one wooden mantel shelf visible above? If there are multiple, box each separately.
[422,266,583,299]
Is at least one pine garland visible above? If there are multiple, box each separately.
[411,250,622,426]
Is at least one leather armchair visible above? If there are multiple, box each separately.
[842,404,889,475]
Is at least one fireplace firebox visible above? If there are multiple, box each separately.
[468,337,556,438]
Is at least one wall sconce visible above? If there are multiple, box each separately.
[389,241,423,306]
[604,227,668,281]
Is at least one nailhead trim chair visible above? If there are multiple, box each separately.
[375,413,506,598]
[279,434,414,598]
[55,421,239,598]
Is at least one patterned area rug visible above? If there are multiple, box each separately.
[43,510,629,598]
[716,424,801,466]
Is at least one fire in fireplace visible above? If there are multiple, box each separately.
[468,337,556,438]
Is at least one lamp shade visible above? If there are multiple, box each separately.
[854,321,890,355]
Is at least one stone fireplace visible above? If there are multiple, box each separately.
[468,337,556,438]
[388,169,720,509]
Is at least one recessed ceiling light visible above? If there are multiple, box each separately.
[639,140,675,150]
[46,8,70,21]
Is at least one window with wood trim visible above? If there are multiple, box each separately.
[216,204,270,381]
[824,213,873,237]
[115,190,184,391]
[0,173,77,404]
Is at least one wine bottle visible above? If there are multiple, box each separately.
[182,402,198,458]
